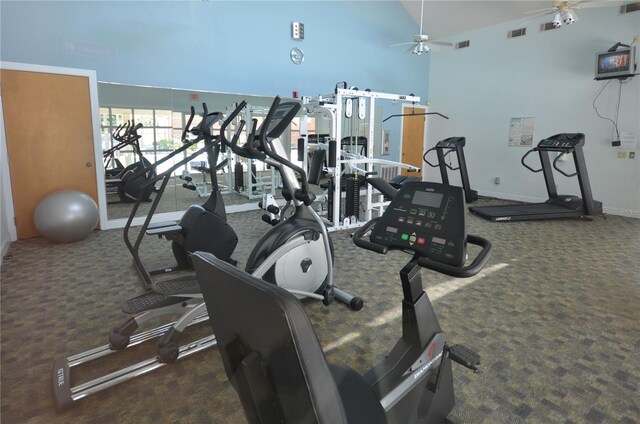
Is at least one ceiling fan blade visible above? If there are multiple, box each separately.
[391,41,416,47]
[524,7,558,14]
[430,41,454,47]
[576,0,625,9]
[517,10,556,26]
[425,43,441,53]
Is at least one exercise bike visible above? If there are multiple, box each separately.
[193,180,493,423]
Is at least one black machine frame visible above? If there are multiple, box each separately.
[423,136,478,203]
[469,133,602,222]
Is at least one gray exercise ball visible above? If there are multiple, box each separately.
[34,190,99,243]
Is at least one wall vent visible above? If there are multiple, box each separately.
[620,2,640,13]
[540,22,560,32]
[456,40,470,49]
[508,28,527,38]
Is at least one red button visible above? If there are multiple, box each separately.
[417,237,425,245]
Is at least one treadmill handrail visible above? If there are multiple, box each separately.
[521,149,543,173]
[442,149,459,171]
[552,154,578,177]
[422,147,439,168]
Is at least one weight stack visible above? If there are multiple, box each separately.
[251,163,257,188]
[345,176,359,221]
[234,162,244,191]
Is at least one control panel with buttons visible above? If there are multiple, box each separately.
[369,181,466,266]
[537,133,584,150]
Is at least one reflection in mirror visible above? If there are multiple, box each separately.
[99,83,178,220]
[98,82,301,225]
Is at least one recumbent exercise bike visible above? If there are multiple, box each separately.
[193,179,492,423]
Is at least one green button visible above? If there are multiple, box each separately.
[401,233,409,241]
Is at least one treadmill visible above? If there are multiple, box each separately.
[469,133,602,222]
[423,136,478,203]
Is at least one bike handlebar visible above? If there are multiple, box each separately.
[352,218,493,278]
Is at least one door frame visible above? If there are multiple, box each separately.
[0,61,106,236]
[398,103,428,177]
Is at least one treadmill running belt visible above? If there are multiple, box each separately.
[470,203,574,215]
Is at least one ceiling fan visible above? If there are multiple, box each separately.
[524,1,627,28]
[391,0,453,55]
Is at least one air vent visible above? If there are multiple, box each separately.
[456,40,470,49]
[540,22,560,32]
[620,2,640,13]
[508,28,526,38]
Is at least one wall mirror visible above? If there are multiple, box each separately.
[98,82,299,227]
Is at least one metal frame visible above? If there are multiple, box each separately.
[303,88,421,231]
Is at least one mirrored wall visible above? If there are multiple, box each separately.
[98,82,299,221]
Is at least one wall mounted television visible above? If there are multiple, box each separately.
[595,46,636,80]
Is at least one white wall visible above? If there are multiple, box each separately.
[427,7,640,217]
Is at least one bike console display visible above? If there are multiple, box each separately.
[370,182,466,266]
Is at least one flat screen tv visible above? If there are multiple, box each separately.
[595,47,636,80]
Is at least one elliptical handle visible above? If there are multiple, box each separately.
[230,120,246,146]
[258,97,308,194]
[182,106,195,143]
[352,218,388,254]
[219,101,248,147]
[417,234,492,278]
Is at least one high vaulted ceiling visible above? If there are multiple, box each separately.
[397,1,618,39]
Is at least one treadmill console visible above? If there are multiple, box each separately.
[436,137,466,149]
[370,182,466,266]
[538,133,584,150]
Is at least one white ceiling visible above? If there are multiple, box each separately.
[397,1,608,39]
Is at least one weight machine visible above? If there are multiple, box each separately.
[302,86,422,231]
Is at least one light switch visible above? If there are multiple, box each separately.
[292,22,304,40]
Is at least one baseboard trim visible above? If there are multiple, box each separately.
[1,238,10,266]
[602,207,640,218]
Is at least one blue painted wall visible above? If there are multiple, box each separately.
[0,1,428,99]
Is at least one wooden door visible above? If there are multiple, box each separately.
[400,106,426,177]
[1,70,98,239]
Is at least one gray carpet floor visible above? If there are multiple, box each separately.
[1,198,639,423]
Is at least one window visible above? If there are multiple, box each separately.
[100,107,181,175]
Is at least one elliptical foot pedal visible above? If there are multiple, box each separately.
[121,291,189,314]
[153,275,201,296]
[448,344,480,372]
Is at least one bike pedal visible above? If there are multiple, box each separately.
[448,344,480,372]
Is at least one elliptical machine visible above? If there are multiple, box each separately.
[220,97,362,308]
[192,180,493,423]
[104,120,157,203]
[52,98,362,409]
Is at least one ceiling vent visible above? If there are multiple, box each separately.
[456,40,470,49]
[620,2,640,13]
[540,22,560,32]
[508,28,527,38]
